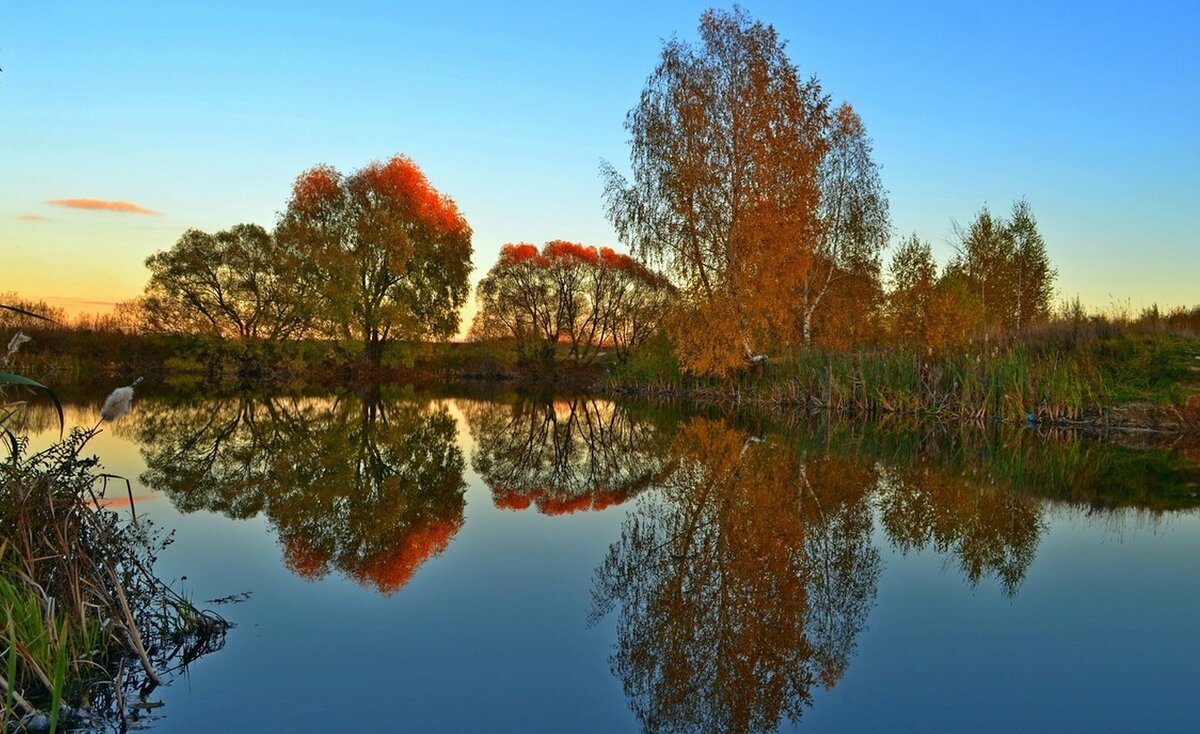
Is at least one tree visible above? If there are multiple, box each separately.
[463,395,674,515]
[142,224,314,339]
[604,7,828,374]
[1007,199,1055,330]
[929,273,986,348]
[800,103,891,346]
[470,240,672,364]
[947,205,1013,329]
[887,234,938,346]
[878,463,1041,598]
[0,292,67,330]
[277,155,473,364]
[947,200,1055,332]
[134,389,467,594]
[591,418,881,732]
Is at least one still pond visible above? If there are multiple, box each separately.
[22,384,1200,733]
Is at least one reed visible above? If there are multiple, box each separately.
[608,321,1200,428]
[1,331,228,730]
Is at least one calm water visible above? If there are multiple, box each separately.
[20,384,1200,733]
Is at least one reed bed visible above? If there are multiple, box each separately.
[606,344,1110,424]
[606,316,1200,428]
[2,344,227,731]
[1,426,229,732]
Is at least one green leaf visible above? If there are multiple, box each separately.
[1,427,18,458]
[0,372,64,436]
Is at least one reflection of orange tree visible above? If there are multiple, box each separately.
[591,418,881,733]
[463,396,675,516]
[131,390,466,594]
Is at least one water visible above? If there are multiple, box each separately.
[17,384,1200,733]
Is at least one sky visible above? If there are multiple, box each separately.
[2,0,1197,324]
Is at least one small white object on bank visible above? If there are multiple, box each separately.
[6,330,31,357]
[101,377,143,422]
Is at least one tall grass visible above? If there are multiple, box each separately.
[607,304,1200,425]
[608,343,1108,422]
[2,324,228,730]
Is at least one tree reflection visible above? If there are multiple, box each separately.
[131,389,466,594]
[876,464,1042,597]
[591,418,881,733]
[464,396,675,515]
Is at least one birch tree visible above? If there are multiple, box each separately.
[604,7,828,375]
[800,102,891,346]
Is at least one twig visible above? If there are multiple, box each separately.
[104,562,161,686]
[0,671,37,716]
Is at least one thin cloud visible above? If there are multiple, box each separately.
[17,214,51,221]
[47,198,161,215]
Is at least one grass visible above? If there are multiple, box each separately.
[1,347,228,730]
[605,313,1200,428]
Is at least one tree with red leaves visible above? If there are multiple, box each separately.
[278,155,473,364]
[471,240,672,364]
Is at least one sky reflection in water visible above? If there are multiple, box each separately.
[19,386,1200,733]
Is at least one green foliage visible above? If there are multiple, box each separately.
[132,388,467,594]
[277,156,474,365]
[609,329,680,385]
[946,199,1056,332]
[142,224,316,340]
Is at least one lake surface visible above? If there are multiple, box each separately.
[19,383,1200,733]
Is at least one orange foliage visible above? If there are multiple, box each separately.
[282,535,332,581]
[357,155,468,237]
[538,494,596,515]
[543,239,600,264]
[289,164,342,211]
[492,486,631,516]
[499,242,542,264]
[493,487,534,511]
[599,246,636,271]
[834,101,865,138]
[352,517,463,595]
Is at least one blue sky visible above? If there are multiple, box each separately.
[2,1,1197,317]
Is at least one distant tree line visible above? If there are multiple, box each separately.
[13,6,1175,380]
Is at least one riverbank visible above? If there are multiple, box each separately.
[601,330,1200,434]
[7,321,1199,433]
[1,364,228,730]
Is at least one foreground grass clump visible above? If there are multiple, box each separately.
[2,343,227,731]
[1,427,229,732]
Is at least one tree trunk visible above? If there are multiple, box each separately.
[364,330,384,367]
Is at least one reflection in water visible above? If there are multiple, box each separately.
[877,464,1041,597]
[129,389,466,594]
[464,396,675,514]
[60,385,1197,733]
[590,418,881,733]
